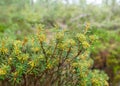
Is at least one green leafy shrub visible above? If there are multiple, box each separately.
[90,28,120,86]
[0,25,108,86]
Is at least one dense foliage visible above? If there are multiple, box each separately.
[0,25,109,86]
[90,29,120,86]
[0,0,120,86]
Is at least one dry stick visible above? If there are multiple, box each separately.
[50,50,63,85]
[23,74,27,86]
[59,43,84,85]
[65,68,76,85]
[49,71,57,85]
[39,42,62,85]
[44,70,54,86]
[2,79,8,86]
[34,76,38,86]
[51,51,62,84]
[34,69,48,86]
[42,69,57,85]
[62,48,83,85]
[43,71,50,86]
[38,42,59,86]
[43,69,57,86]
[27,75,32,86]
[65,47,72,58]
[68,48,84,85]
[57,50,64,86]
[71,50,82,61]
[63,62,70,85]
[58,47,72,86]
[60,50,82,86]
[66,62,71,85]
[74,80,79,86]
[52,47,72,86]
[70,43,83,63]
[42,42,59,85]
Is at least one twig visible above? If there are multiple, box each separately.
[40,42,47,63]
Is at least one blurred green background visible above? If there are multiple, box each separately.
[0,0,120,86]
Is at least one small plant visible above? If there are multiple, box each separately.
[0,25,108,86]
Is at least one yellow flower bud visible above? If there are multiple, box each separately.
[28,61,35,67]
[8,57,12,64]
[56,32,64,40]
[0,48,8,54]
[38,55,45,59]
[46,63,52,69]
[79,55,86,60]
[57,43,67,50]
[82,41,90,49]
[0,68,6,75]
[14,46,21,55]
[67,39,76,46]
[38,34,46,42]
[31,47,40,52]
[76,33,86,42]
[72,63,78,67]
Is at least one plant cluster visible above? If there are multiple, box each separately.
[89,29,120,86]
[0,25,108,86]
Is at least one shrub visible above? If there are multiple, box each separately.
[0,25,108,86]
[90,28,120,86]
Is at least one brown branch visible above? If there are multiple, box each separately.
[71,50,82,62]
[23,74,27,86]
[40,42,47,63]
[51,42,58,58]
[33,69,48,86]
[50,50,63,85]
